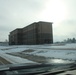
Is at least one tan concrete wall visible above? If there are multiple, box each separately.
[38,22,52,34]
[9,21,53,45]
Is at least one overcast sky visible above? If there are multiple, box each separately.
[0,0,76,42]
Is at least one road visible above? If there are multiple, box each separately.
[0,56,11,65]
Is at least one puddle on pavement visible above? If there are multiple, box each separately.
[46,59,75,64]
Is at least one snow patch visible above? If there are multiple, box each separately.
[0,53,36,64]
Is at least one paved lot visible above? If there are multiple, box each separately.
[0,56,11,65]
[7,52,47,63]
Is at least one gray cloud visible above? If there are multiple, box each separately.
[53,19,76,42]
[0,0,76,42]
[0,0,47,41]
[64,0,76,19]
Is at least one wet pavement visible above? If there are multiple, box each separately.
[0,56,11,65]
[7,52,76,64]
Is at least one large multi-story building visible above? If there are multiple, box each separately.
[9,21,53,45]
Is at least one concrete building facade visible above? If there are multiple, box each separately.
[9,21,53,45]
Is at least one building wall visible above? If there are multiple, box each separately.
[36,22,53,44]
[22,23,37,44]
[9,21,53,45]
[9,29,23,45]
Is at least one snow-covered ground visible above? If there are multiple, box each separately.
[0,53,36,64]
[27,49,76,60]
[0,43,76,64]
